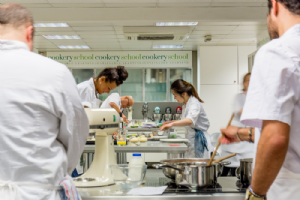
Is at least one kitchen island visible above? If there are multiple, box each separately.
[78,169,245,200]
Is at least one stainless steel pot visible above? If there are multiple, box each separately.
[154,158,230,188]
[175,161,230,188]
[236,158,253,186]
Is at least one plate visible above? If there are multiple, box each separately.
[160,139,189,143]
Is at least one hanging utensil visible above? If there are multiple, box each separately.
[207,113,235,166]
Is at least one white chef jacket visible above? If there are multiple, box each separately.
[0,40,89,200]
[181,96,211,158]
[221,93,254,167]
[241,24,300,200]
[100,93,121,110]
[77,78,101,108]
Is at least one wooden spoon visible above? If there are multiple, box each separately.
[212,153,237,163]
[207,113,235,166]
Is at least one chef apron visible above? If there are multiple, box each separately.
[186,127,211,158]
[267,167,300,200]
[0,176,81,200]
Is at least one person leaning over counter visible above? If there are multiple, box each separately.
[0,3,89,200]
[160,79,211,158]
[220,1,300,199]
[220,72,254,176]
[100,93,134,122]
[77,66,129,108]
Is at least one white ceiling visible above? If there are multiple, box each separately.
[0,0,269,51]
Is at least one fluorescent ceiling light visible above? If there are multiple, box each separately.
[34,23,69,27]
[43,35,81,39]
[58,45,90,49]
[156,22,198,26]
[153,45,183,49]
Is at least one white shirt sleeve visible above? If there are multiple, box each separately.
[233,94,244,114]
[241,43,300,128]
[185,101,201,127]
[108,93,121,109]
[56,68,89,175]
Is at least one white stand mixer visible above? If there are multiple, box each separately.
[74,108,122,187]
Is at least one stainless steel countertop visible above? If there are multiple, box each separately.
[78,170,244,200]
[126,128,160,131]
[84,141,188,153]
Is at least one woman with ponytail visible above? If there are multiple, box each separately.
[160,79,211,158]
[77,66,128,108]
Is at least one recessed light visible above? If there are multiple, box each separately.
[43,35,81,39]
[153,45,183,49]
[156,22,198,26]
[58,45,90,49]
[34,23,69,27]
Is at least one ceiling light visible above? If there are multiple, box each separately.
[58,45,90,49]
[34,23,69,27]
[156,22,198,26]
[153,45,183,49]
[43,35,81,39]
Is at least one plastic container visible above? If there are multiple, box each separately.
[129,153,146,183]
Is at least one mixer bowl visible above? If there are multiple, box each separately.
[110,164,147,189]
[164,114,172,121]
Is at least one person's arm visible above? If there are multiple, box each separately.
[162,120,179,125]
[160,118,192,131]
[109,102,122,114]
[220,126,254,144]
[251,120,289,196]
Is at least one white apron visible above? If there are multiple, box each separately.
[267,167,300,200]
[186,129,211,159]
[0,181,61,200]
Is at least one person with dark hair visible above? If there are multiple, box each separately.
[220,72,253,176]
[77,66,128,108]
[160,79,211,158]
[220,0,300,199]
[0,3,89,200]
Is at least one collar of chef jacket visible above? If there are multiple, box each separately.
[0,39,30,51]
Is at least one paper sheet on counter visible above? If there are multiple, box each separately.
[127,186,167,195]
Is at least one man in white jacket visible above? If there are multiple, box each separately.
[0,4,89,200]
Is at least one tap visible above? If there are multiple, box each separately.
[141,102,149,121]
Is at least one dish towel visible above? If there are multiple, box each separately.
[59,176,81,200]
[193,128,209,158]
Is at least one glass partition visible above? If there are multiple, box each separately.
[72,69,94,84]
[120,69,143,102]
[145,69,167,102]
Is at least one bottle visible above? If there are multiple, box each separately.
[128,153,146,182]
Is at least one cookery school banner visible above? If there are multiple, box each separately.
[47,51,192,68]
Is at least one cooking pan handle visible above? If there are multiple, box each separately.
[152,164,183,171]
[236,167,240,179]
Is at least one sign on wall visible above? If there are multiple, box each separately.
[47,51,192,68]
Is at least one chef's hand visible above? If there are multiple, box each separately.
[162,121,172,125]
[160,123,173,131]
[113,132,119,135]
[219,126,240,144]
[123,115,129,123]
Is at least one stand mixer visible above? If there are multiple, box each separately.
[73,108,122,187]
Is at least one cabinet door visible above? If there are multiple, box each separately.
[200,85,238,134]
[200,46,238,85]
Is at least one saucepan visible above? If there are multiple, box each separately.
[153,153,236,181]
[153,158,231,188]
[236,158,253,186]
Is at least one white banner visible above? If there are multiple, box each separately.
[47,51,192,68]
